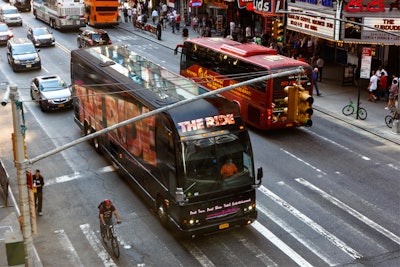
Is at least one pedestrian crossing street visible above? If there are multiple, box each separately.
[44,170,400,267]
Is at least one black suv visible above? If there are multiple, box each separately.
[7,38,41,72]
[77,29,112,48]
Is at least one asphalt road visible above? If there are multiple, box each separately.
[0,7,399,267]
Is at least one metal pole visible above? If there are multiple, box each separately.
[9,84,33,266]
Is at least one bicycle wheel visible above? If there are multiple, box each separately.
[385,115,394,128]
[357,107,367,120]
[342,105,354,116]
[111,235,120,258]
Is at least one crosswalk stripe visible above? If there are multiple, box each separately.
[251,221,313,267]
[296,177,400,245]
[182,241,215,267]
[234,232,278,267]
[54,229,84,266]
[258,185,363,259]
[80,224,117,267]
[256,202,337,266]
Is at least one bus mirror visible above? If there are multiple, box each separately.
[256,167,263,186]
[175,187,186,203]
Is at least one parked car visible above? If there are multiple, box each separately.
[77,29,112,48]
[30,75,73,111]
[0,5,22,26]
[7,38,41,72]
[10,0,31,12]
[27,27,55,47]
[0,23,13,45]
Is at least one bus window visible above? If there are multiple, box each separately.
[180,131,253,197]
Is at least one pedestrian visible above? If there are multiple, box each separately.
[156,21,162,40]
[378,71,387,100]
[170,13,176,33]
[151,8,159,25]
[176,12,181,32]
[316,56,324,82]
[229,21,235,36]
[127,7,132,22]
[123,7,128,23]
[368,70,378,102]
[33,169,45,216]
[312,68,321,96]
[245,25,252,42]
[182,27,189,42]
[386,79,398,110]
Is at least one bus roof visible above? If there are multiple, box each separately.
[71,46,244,136]
[185,37,311,71]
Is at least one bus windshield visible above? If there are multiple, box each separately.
[180,131,253,197]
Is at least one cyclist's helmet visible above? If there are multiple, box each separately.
[104,199,111,205]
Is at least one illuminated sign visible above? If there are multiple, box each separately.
[344,17,400,44]
[344,0,386,13]
[286,7,336,39]
[253,0,272,13]
[177,114,235,133]
[238,0,253,9]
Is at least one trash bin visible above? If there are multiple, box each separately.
[5,231,25,266]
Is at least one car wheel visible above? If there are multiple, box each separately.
[30,90,34,100]
[39,101,45,111]
[77,40,81,48]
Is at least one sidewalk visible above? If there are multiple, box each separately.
[118,21,400,144]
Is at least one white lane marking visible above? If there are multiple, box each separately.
[182,241,215,267]
[303,128,371,161]
[387,162,400,171]
[80,224,117,267]
[258,185,363,259]
[280,148,327,176]
[296,178,400,245]
[46,166,116,186]
[256,202,337,266]
[251,221,313,267]
[54,229,84,267]
[234,233,278,267]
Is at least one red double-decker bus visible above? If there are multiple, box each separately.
[176,37,314,130]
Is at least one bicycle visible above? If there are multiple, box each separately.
[385,107,399,128]
[342,99,367,120]
[101,220,120,258]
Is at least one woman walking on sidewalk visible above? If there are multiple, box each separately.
[368,70,378,102]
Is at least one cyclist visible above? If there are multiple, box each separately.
[99,199,121,236]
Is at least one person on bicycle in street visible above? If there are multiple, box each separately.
[99,199,121,236]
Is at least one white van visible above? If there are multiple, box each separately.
[0,6,23,26]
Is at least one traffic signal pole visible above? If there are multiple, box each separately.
[6,84,34,266]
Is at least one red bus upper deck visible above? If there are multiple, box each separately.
[178,37,314,130]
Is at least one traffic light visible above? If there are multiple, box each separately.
[272,20,284,42]
[276,20,284,43]
[297,85,313,127]
[284,85,298,121]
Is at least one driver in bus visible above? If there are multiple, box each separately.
[220,158,238,178]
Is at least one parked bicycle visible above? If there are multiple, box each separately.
[101,221,120,258]
[385,107,399,128]
[342,99,367,120]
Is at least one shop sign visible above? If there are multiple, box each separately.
[343,17,400,44]
[253,0,272,13]
[286,7,336,39]
[344,0,387,13]
[238,0,253,8]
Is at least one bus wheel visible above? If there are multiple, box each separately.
[156,200,169,228]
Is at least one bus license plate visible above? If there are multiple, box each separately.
[219,223,229,230]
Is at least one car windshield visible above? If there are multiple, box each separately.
[40,79,68,91]
[33,28,49,35]
[0,25,8,31]
[178,131,254,198]
[92,33,108,41]
[3,9,18,15]
[12,44,36,54]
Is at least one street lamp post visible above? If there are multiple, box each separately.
[5,84,34,266]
